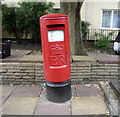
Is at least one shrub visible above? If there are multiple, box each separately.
[94,31,114,49]
[81,20,90,41]
[2,2,55,43]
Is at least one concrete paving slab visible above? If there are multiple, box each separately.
[71,96,108,115]
[2,86,15,97]
[11,86,42,97]
[0,96,2,105]
[75,84,100,97]
[1,96,8,105]
[34,88,71,115]
[1,50,31,62]
[11,50,31,56]
[71,85,77,97]
[2,97,38,115]
[72,56,96,62]
[19,55,43,63]
[2,55,24,62]
[34,103,71,115]
[96,54,120,64]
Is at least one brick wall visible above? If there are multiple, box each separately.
[1,56,119,85]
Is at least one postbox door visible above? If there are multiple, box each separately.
[47,25,67,68]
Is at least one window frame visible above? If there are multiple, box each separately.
[101,9,120,30]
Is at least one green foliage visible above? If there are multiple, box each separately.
[94,31,114,49]
[2,4,25,41]
[2,2,55,43]
[0,2,2,27]
[18,2,54,42]
[81,20,90,41]
[53,9,60,14]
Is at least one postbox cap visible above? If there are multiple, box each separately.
[40,13,68,20]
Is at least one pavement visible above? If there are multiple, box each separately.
[88,53,120,63]
[1,50,32,62]
[0,50,119,116]
[1,49,120,64]
[1,84,109,115]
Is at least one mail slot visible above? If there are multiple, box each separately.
[40,14,71,103]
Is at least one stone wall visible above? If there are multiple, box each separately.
[1,56,119,85]
[70,61,119,84]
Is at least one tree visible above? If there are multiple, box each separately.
[2,4,25,43]
[60,1,87,55]
[18,2,54,43]
[2,2,54,43]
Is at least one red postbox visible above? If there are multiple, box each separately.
[40,14,71,102]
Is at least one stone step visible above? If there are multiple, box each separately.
[99,82,119,115]
[110,80,120,99]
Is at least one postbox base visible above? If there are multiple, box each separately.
[46,80,71,103]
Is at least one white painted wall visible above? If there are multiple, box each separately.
[81,0,119,29]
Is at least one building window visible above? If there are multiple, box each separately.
[102,10,120,29]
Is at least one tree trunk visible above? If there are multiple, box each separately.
[60,1,87,56]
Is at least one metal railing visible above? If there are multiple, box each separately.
[88,29,120,41]
[2,29,120,51]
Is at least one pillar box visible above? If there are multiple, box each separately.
[40,14,71,103]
